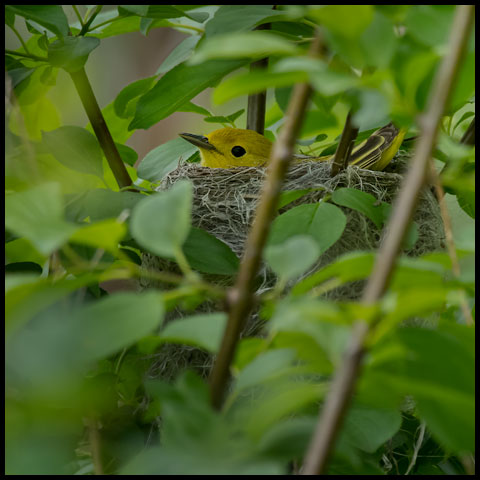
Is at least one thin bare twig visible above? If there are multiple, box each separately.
[209,32,323,410]
[302,5,474,475]
[86,416,103,475]
[246,24,270,134]
[405,421,426,475]
[429,162,473,325]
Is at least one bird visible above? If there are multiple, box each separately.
[179,122,406,171]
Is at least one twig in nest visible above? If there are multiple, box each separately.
[208,31,324,410]
[330,110,359,177]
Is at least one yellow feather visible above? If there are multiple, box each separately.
[179,123,406,171]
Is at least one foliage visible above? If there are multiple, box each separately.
[5,5,474,475]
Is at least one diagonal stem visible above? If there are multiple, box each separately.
[301,4,475,475]
[70,68,133,189]
[209,32,323,410]
[330,110,359,177]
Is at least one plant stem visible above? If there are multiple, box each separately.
[460,117,475,146]
[5,49,48,62]
[330,110,359,177]
[208,31,323,410]
[79,5,104,36]
[72,5,85,27]
[69,67,133,189]
[246,23,270,134]
[8,24,30,54]
[301,5,475,475]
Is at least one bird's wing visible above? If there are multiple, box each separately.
[349,123,400,170]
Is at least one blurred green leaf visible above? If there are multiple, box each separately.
[156,35,201,75]
[204,5,288,37]
[340,405,401,453]
[308,5,374,38]
[65,189,142,222]
[69,219,127,253]
[183,227,239,275]
[130,59,247,130]
[268,202,346,255]
[190,31,300,64]
[160,312,227,353]
[5,183,78,255]
[405,5,455,47]
[137,137,197,182]
[359,11,397,68]
[292,251,375,295]
[42,126,104,178]
[214,70,307,105]
[6,5,69,38]
[48,37,100,73]
[265,235,320,281]
[233,349,297,394]
[130,180,192,258]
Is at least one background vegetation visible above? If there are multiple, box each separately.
[5,5,475,475]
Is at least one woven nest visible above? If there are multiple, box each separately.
[140,152,445,381]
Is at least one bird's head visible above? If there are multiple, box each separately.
[179,128,273,168]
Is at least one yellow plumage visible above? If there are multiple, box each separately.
[180,123,405,171]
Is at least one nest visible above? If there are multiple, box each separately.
[140,153,446,381]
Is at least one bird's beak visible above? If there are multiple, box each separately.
[179,133,217,151]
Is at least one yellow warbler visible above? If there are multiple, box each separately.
[180,123,405,171]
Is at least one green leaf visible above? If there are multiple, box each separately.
[359,11,397,68]
[277,188,316,209]
[268,202,346,255]
[6,5,69,38]
[331,188,384,229]
[130,180,193,258]
[340,405,402,453]
[137,137,197,182]
[115,143,138,167]
[204,5,288,37]
[203,108,244,126]
[351,89,390,130]
[178,101,211,116]
[308,5,374,38]
[5,183,78,256]
[76,291,164,362]
[69,219,127,253]
[370,324,474,453]
[449,51,475,112]
[156,35,201,75]
[183,227,239,275]
[190,31,300,64]
[160,313,227,353]
[47,37,100,73]
[233,349,297,394]
[130,59,247,130]
[65,189,142,223]
[456,190,475,219]
[214,70,308,105]
[114,76,157,119]
[265,235,320,281]
[292,251,375,295]
[405,5,455,47]
[42,126,103,178]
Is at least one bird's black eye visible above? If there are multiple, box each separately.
[231,145,246,157]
